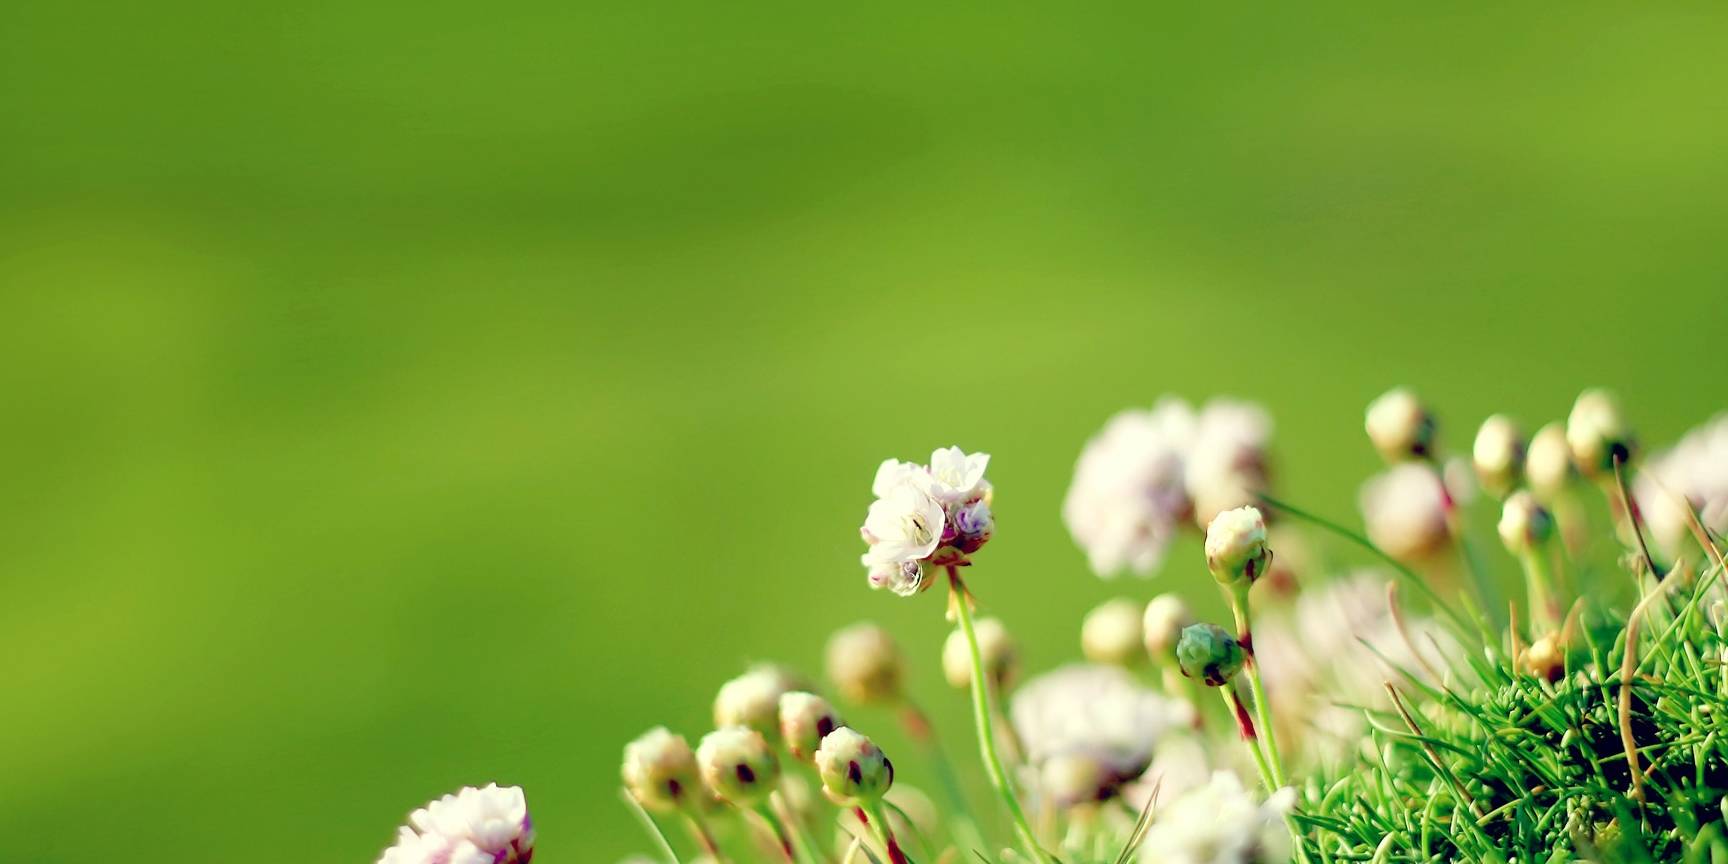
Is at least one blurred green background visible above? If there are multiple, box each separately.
[3,2,1726,860]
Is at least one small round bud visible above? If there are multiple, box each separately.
[1366,387,1436,463]
[622,727,699,811]
[1524,634,1564,683]
[1175,623,1245,687]
[1472,414,1525,499]
[779,692,842,762]
[825,623,904,705]
[696,727,780,806]
[1566,389,1635,478]
[1142,594,1193,665]
[1081,598,1145,666]
[1498,491,1555,555]
[813,727,893,804]
[1204,505,1270,587]
[1359,464,1451,562]
[943,617,1017,690]
[714,665,801,743]
[1525,422,1574,498]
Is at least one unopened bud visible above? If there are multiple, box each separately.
[1081,598,1145,666]
[1142,594,1193,665]
[714,665,801,743]
[1205,506,1271,587]
[951,499,995,554]
[1366,388,1436,463]
[622,727,699,811]
[1525,422,1574,498]
[1524,634,1564,683]
[825,623,904,705]
[814,727,893,804]
[1039,752,1110,808]
[696,727,780,806]
[1498,491,1554,555]
[1175,623,1245,687]
[943,617,1016,690]
[779,692,842,762]
[1472,415,1525,499]
[1566,389,1635,478]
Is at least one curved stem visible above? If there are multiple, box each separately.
[859,802,910,864]
[1227,588,1286,788]
[898,701,986,855]
[946,566,1054,864]
[754,802,798,862]
[620,788,685,864]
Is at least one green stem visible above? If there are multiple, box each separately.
[1520,546,1559,635]
[773,787,825,864]
[620,788,685,864]
[898,702,986,855]
[1227,587,1287,788]
[946,566,1054,864]
[754,801,798,862]
[861,801,911,864]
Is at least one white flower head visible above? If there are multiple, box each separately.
[1636,413,1728,556]
[871,459,922,498]
[1063,400,1197,578]
[1138,771,1293,864]
[919,446,991,504]
[1012,664,1190,802]
[394,784,533,864]
[861,482,944,564]
[1359,463,1451,562]
[1186,399,1274,528]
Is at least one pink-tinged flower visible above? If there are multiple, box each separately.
[858,447,994,593]
[1637,413,1728,557]
[404,784,534,864]
[1064,397,1275,578]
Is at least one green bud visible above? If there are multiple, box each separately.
[778,691,842,762]
[1175,622,1245,687]
[696,727,781,806]
[814,726,893,804]
[621,727,699,811]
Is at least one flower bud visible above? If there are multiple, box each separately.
[1142,594,1193,665]
[1524,634,1564,683]
[1175,623,1245,687]
[1359,464,1451,562]
[1081,598,1145,666]
[813,727,893,804]
[951,499,995,554]
[779,692,842,762]
[696,727,780,806]
[714,665,801,743]
[1365,387,1436,463]
[825,623,904,705]
[622,727,700,811]
[1498,490,1554,556]
[1472,414,1525,499]
[1566,389,1635,478]
[1526,422,1574,498]
[1204,505,1270,587]
[943,617,1016,690]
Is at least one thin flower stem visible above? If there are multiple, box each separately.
[1228,589,1287,788]
[946,566,1055,864]
[1221,687,1275,788]
[1520,547,1560,635]
[620,788,686,864]
[859,802,910,864]
[754,802,798,862]
[773,787,826,864]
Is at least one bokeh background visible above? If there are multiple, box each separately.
[3,3,1727,861]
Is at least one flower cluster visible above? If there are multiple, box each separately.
[859,447,994,596]
[1063,397,1274,578]
[1637,412,1728,556]
[377,784,533,864]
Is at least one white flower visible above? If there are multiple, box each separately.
[381,784,533,864]
[860,482,944,565]
[1637,413,1728,556]
[1138,771,1293,864]
[919,446,991,504]
[1063,399,1197,577]
[1011,664,1189,796]
[872,459,922,498]
[1186,399,1274,528]
[1065,398,1275,578]
[1358,463,1451,562]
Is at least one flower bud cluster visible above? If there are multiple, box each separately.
[860,447,994,596]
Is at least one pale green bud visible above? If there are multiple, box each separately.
[814,726,893,804]
[1472,414,1525,500]
[1498,490,1554,555]
[778,691,842,762]
[621,727,699,811]
[714,665,801,743]
[825,622,903,705]
[1142,593,1193,665]
[1566,389,1635,478]
[1205,505,1270,587]
[1366,387,1436,463]
[696,727,780,806]
[1081,598,1145,666]
[943,617,1017,690]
